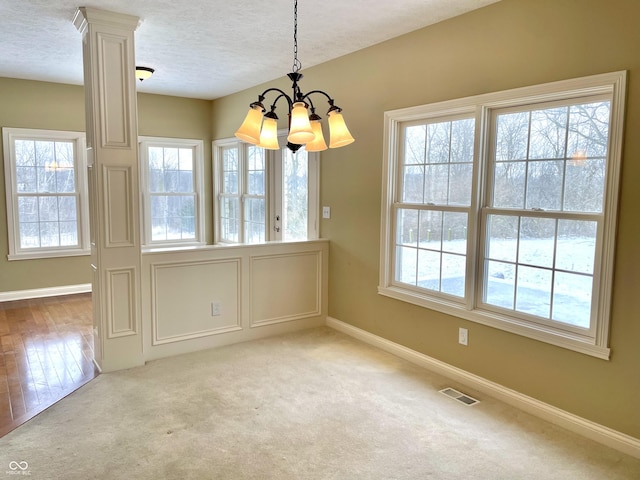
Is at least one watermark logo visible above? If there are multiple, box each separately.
[6,461,30,476]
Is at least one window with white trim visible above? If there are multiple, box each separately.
[139,137,205,247]
[3,128,90,260]
[213,136,318,244]
[379,72,626,359]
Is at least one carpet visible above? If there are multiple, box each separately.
[1,327,638,479]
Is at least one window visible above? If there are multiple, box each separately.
[139,137,205,247]
[213,136,318,244]
[215,141,267,243]
[3,128,89,260]
[380,72,626,358]
[273,147,319,242]
[396,116,475,298]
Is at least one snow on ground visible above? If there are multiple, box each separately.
[399,237,595,329]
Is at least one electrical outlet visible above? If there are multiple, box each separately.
[458,327,468,346]
[211,302,221,316]
[322,206,331,219]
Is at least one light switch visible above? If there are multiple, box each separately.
[322,206,331,219]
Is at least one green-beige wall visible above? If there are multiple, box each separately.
[211,0,640,438]
[0,78,212,292]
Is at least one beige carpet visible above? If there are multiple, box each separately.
[1,327,639,479]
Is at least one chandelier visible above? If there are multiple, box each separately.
[234,0,355,152]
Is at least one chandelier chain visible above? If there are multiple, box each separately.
[292,0,302,73]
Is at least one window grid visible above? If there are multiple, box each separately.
[213,137,319,245]
[15,139,80,249]
[482,99,609,336]
[3,128,89,260]
[395,117,474,299]
[139,137,204,247]
[148,146,196,242]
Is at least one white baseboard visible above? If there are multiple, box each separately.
[0,283,92,302]
[326,316,640,460]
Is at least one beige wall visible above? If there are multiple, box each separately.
[0,78,89,292]
[212,0,640,438]
[0,78,212,292]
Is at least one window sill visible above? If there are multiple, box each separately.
[377,285,610,360]
[8,249,91,261]
[142,238,329,255]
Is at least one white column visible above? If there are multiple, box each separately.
[74,7,143,372]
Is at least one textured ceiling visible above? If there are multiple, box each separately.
[0,0,501,100]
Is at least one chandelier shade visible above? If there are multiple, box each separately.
[235,105,264,144]
[305,114,328,152]
[234,0,354,152]
[258,113,280,150]
[287,102,316,144]
[328,110,355,148]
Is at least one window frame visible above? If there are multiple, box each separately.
[213,134,319,245]
[270,142,319,242]
[138,136,205,248]
[213,138,270,244]
[3,127,90,260]
[379,71,626,359]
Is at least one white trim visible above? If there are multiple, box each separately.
[7,249,91,261]
[0,283,92,302]
[327,316,640,459]
[378,285,611,360]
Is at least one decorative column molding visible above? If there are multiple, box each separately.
[74,7,144,372]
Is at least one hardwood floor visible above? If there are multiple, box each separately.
[0,293,96,437]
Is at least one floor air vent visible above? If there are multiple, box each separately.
[439,387,480,406]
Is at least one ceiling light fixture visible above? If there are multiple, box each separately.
[135,66,155,82]
[235,0,354,152]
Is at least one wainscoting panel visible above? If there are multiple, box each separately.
[106,267,136,338]
[151,259,242,345]
[250,251,321,327]
[103,165,134,247]
[141,240,328,362]
[96,31,133,148]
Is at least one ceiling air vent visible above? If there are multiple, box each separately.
[439,387,480,406]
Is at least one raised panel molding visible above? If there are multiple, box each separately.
[96,31,133,148]
[151,258,242,345]
[250,251,322,327]
[106,268,137,338]
[103,165,134,247]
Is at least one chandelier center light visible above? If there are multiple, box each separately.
[234,0,355,152]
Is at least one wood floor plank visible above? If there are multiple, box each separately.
[0,293,96,436]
